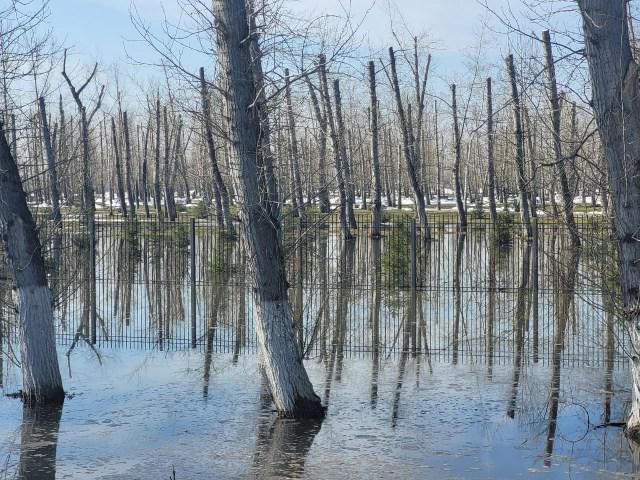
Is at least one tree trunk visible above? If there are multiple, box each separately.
[577,0,640,440]
[122,111,137,217]
[333,79,357,229]
[506,54,533,239]
[111,117,128,217]
[0,124,64,405]
[451,84,467,230]
[486,79,498,225]
[285,69,305,213]
[199,67,234,234]
[38,98,61,225]
[318,54,351,239]
[304,76,330,213]
[368,61,382,238]
[212,0,323,418]
[542,30,580,247]
[154,98,163,220]
[388,47,430,239]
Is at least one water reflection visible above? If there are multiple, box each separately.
[544,245,580,465]
[18,403,63,480]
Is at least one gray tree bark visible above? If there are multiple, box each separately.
[577,0,640,440]
[0,123,64,405]
[38,97,61,225]
[506,54,533,239]
[303,75,330,213]
[122,111,137,217]
[542,30,580,247]
[111,117,128,217]
[388,47,430,240]
[451,84,467,230]
[486,78,498,226]
[368,61,382,238]
[212,0,323,417]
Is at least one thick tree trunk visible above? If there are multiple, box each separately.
[212,0,323,418]
[542,30,580,247]
[577,0,640,440]
[368,61,382,238]
[506,54,533,239]
[0,124,64,405]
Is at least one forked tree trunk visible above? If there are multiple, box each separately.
[212,0,323,418]
[368,61,382,238]
[577,0,640,440]
[388,47,430,240]
[542,30,580,247]
[0,124,64,405]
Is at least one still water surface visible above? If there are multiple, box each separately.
[0,218,636,478]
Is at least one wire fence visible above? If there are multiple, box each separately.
[0,213,626,368]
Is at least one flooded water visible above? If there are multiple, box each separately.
[0,217,637,479]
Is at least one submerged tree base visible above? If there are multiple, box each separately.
[276,397,327,419]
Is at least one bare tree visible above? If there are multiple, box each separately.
[212,0,323,417]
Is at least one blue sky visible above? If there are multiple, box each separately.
[46,0,581,97]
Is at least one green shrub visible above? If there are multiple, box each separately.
[493,210,515,245]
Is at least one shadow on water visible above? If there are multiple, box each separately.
[17,403,63,480]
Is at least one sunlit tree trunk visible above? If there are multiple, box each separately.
[577,0,640,440]
[0,124,64,405]
[212,0,323,417]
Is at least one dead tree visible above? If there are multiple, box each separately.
[284,68,305,213]
[154,97,163,219]
[318,54,352,239]
[506,54,533,239]
[199,67,233,233]
[451,84,467,230]
[304,75,330,213]
[111,117,128,217]
[38,97,61,224]
[333,79,357,229]
[212,0,323,417]
[368,61,382,237]
[387,46,431,240]
[542,30,580,247]
[122,111,137,217]
[486,78,498,226]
